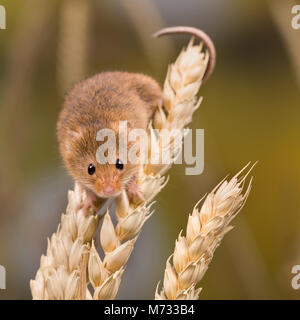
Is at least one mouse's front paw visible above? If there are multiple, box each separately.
[126,178,145,203]
[77,190,98,216]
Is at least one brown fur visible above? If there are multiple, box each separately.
[57,71,162,198]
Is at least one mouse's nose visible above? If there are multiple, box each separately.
[103,185,116,197]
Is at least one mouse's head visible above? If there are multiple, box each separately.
[61,125,139,198]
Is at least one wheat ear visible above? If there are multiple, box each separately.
[30,184,101,300]
[155,163,255,300]
[87,37,211,299]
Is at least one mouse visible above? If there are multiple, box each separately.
[56,26,216,214]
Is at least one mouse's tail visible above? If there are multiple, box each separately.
[153,26,216,82]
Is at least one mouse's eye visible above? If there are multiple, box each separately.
[115,159,124,170]
[88,164,96,175]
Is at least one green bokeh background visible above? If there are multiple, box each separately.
[0,0,299,299]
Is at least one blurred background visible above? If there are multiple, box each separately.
[0,0,299,299]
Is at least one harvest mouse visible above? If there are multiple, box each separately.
[56,26,216,213]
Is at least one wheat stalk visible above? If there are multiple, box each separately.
[57,0,90,93]
[155,163,255,300]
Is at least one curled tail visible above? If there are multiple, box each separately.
[153,26,216,82]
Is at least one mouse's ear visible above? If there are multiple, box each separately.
[63,129,83,156]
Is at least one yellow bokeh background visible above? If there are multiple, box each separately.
[0,0,299,299]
